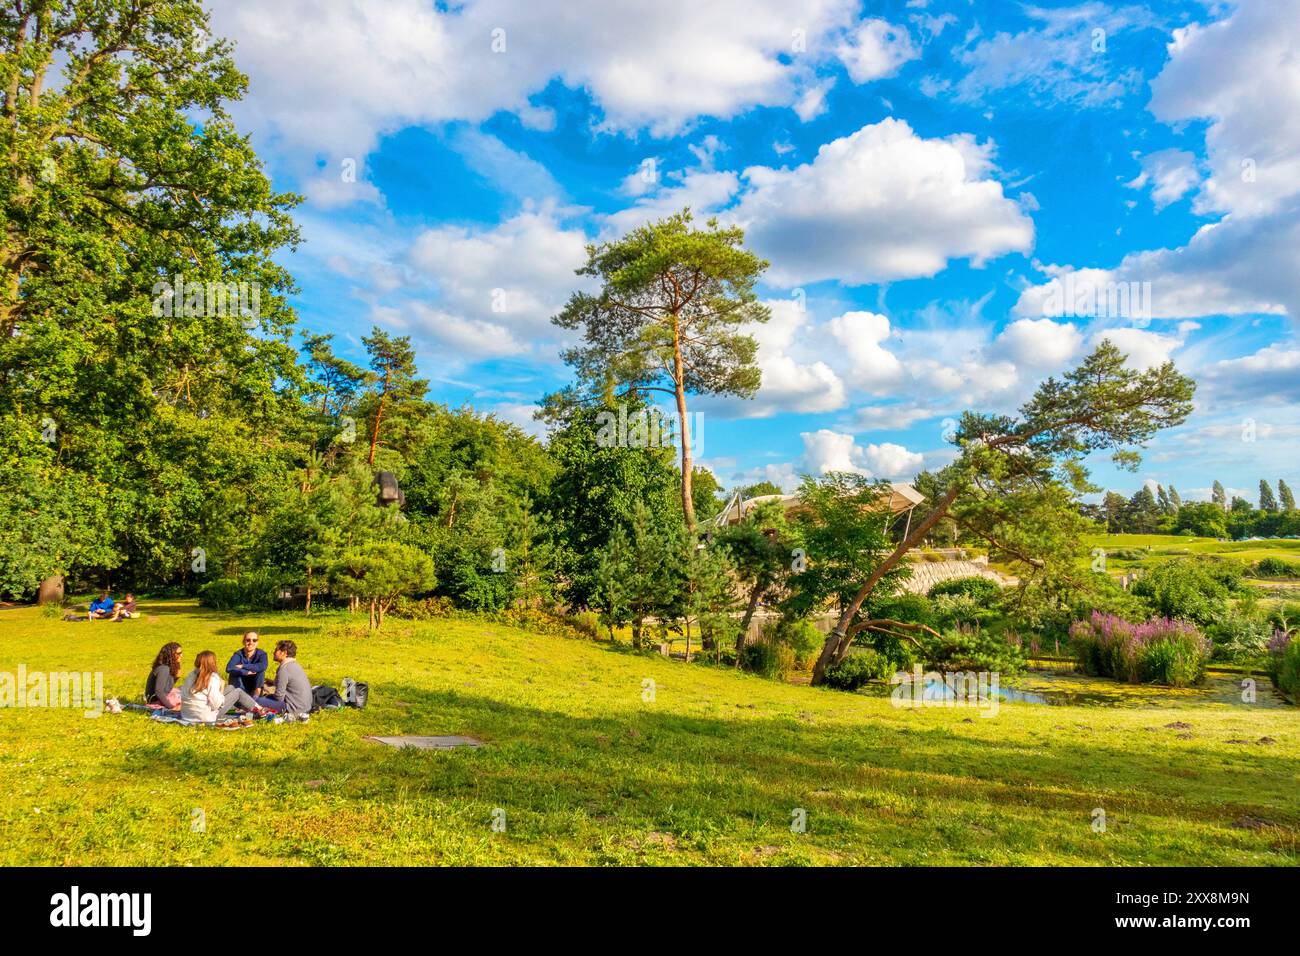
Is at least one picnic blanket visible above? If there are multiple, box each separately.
[141,707,310,729]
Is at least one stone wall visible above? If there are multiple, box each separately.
[898,557,1014,595]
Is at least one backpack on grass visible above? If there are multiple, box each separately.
[342,677,369,709]
[311,685,343,712]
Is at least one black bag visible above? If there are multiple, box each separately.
[311,685,343,712]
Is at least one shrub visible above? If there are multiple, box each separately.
[741,641,782,678]
[822,649,893,691]
[1130,558,1241,628]
[1207,610,1273,663]
[391,595,456,619]
[1266,602,1300,633]
[919,626,1025,675]
[1266,631,1300,701]
[928,576,1001,603]
[869,593,934,627]
[932,592,991,629]
[773,617,824,667]
[1252,556,1300,578]
[1107,548,1148,561]
[567,609,602,640]
[1069,612,1210,687]
[198,571,282,611]
[491,606,587,639]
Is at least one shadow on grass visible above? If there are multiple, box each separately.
[119,681,1300,857]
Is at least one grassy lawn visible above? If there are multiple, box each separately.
[1084,533,1300,567]
[1,599,1297,866]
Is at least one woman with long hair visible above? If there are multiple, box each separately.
[180,650,268,723]
[145,642,184,709]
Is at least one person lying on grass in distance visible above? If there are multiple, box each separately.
[180,651,270,723]
[255,640,312,715]
[145,642,183,710]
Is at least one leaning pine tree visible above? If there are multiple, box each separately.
[810,341,1195,685]
[552,209,769,531]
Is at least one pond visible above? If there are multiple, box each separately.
[860,664,1290,709]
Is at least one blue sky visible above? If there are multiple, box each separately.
[209,0,1300,504]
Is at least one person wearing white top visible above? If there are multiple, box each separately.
[180,650,264,723]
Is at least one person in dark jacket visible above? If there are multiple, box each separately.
[145,642,183,709]
[225,632,268,695]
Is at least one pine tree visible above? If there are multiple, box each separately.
[553,210,770,531]
[360,328,428,467]
[1102,491,1127,533]
[1260,479,1279,512]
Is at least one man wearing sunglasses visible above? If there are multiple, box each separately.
[225,631,269,695]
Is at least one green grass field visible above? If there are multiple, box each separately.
[1084,533,1300,568]
[1,600,1296,866]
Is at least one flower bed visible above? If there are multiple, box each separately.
[1069,612,1210,687]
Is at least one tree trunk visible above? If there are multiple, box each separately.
[37,574,64,605]
[367,372,389,466]
[811,483,964,686]
[305,568,313,615]
[736,583,763,666]
[671,317,697,532]
[368,599,377,629]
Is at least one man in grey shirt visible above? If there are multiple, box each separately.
[256,639,313,714]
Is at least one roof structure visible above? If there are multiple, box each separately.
[712,482,925,527]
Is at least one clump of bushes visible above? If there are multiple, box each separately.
[1266,630,1300,701]
[741,640,796,679]
[927,576,1001,603]
[919,625,1025,676]
[391,595,456,619]
[868,593,934,627]
[1207,609,1273,663]
[1107,548,1148,561]
[1070,612,1210,687]
[743,617,823,678]
[198,571,283,611]
[568,609,602,640]
[1252,556,1300,578]
[822,649,893,690]
[1130,558,1242,628]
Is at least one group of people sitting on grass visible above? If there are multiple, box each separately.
[88,590,138,621]
[144,632,312,721]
